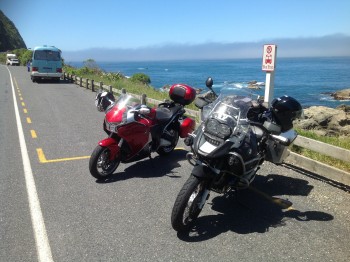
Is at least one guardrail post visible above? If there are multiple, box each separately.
[99,82,103,92]
[109,85,112,92]
[91,79,94,92]
[86,79,89,89]
[122,88,126,94]
[141,94,147,105]
[79,77,82,87]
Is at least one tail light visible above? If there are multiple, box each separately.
[56,68,62,73]
[32,67,38,71]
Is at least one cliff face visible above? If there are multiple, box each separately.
[0,10,27,51]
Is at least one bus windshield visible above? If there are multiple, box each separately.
[34,50,61,61]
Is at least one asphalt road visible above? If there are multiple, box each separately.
[1,65,349,262]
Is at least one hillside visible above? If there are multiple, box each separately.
[0,10,26,51]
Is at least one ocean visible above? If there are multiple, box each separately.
[67,57,350,108]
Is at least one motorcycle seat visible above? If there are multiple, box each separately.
[155,105,182,122]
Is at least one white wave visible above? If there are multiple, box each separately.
[232,83,245,89]
[320,97,350,102]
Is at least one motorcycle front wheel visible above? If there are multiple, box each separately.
[171,175,209,231]
[89,145,120,179]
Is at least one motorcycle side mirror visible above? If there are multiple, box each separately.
[206,77,213,88]
[205,77,217,97]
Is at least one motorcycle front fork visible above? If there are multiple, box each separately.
[198,189,210,209]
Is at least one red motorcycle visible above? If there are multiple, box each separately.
[89,84,196,179]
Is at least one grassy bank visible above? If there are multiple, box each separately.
[63,63,199,111]
[292,129,350,172]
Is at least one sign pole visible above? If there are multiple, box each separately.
[264,71,275,107]
[262,44,277,107]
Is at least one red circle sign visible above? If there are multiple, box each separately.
[266,46,272,53]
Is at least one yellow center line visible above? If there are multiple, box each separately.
[36,148,90,163]
[23,108,28,113]
[31,130,37,138]
[27,117,32,123]
[20,97,23,101]
[22,102,26,106]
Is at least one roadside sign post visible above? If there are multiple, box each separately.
[262,44,277,107]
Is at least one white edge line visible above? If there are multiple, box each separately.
[6,66,54,262]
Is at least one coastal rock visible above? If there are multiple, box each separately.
[248,80,265,90]
[331,88,350,100]
[293,105,350,136]
[248,84,261,90]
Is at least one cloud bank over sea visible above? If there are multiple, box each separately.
[64,34,350,62]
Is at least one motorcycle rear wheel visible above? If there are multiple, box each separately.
[157,129,179,156]
[89,145,120,179]
[171,175,208,231]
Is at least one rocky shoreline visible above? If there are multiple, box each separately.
[294,104,350,137]
[331,88,350,100]
[293,88,350,136]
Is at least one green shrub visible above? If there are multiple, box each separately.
[130,73,151,85]
[0,53,6,63]
[17,49,32,65]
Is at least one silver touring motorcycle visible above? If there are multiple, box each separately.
[171,77,303,231]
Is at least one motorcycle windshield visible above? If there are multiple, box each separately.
[202,88,253,139]
[112,94,141,111]
[106,94,142,124]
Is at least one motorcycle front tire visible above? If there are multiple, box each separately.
[171,175,208,231]
[89,145,120,180]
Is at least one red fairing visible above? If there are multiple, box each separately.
[117,122,151,157]
[179,117,196,138]
[99,137,118,147]
[169,84,196,105]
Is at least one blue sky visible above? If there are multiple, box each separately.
[1,0,350,61]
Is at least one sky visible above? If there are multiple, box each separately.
[1,0,350,61]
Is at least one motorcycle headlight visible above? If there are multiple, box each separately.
[218,123,231,138]
[105,120,118,133]
[205,119,231,139]
[206,119,218,133]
